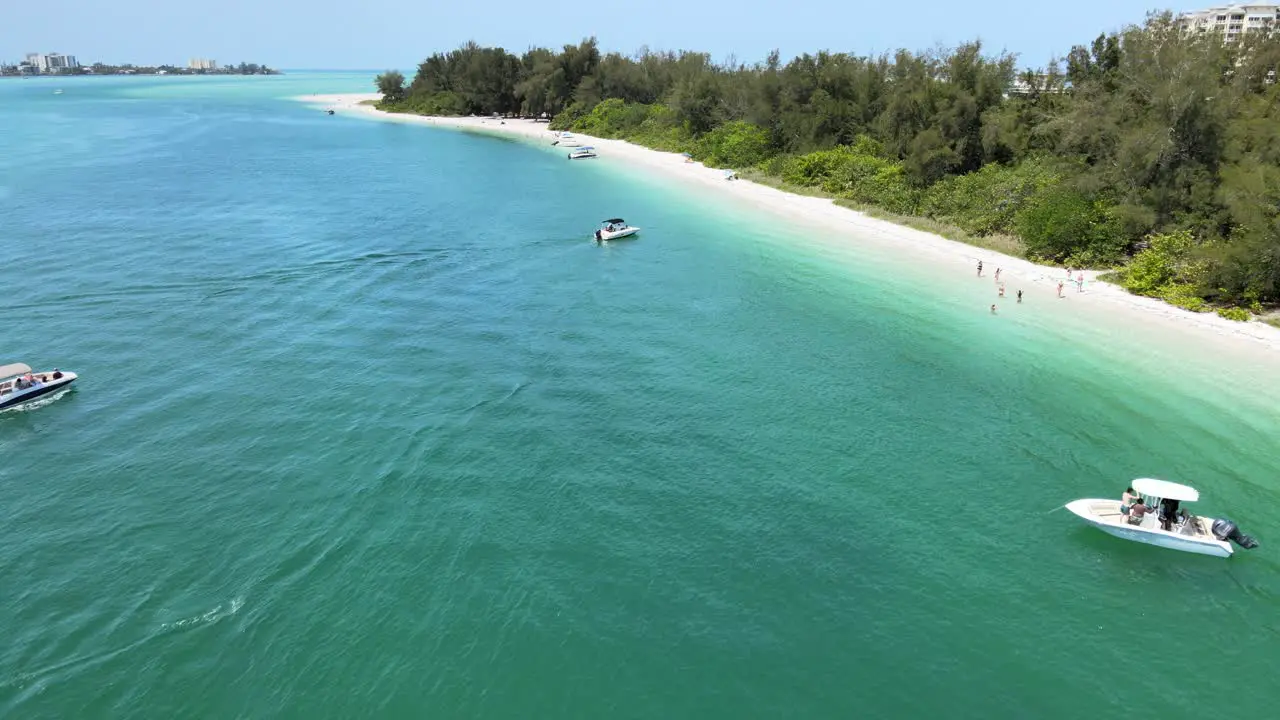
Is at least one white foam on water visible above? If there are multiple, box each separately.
[0,388,72,414]
[160,596,245,632]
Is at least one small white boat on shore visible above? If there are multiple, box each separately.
[0,362,78,411]
[594,218,639,242]
[1066,478,1258,558]
[552,132,582,148]
[568,146,598,159]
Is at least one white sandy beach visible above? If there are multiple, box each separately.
[298,92,1280,358]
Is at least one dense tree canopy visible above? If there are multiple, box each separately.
[377,13,1280,312]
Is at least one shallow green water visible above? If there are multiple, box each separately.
[2,73,1279,718]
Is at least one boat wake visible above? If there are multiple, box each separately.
[0,388,72,414]
[159,596,245,632]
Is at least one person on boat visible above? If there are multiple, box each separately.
[1120,487,1139,516]
[1127,498,1152,525]
[1159,498,1181,531]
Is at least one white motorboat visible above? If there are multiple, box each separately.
[0,362,78,411]
[568,147,598,159]
[552,132,582,148]
[1066,478,1258,558]
[594,218,639,242]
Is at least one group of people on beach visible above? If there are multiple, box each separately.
[978,260,1084,314]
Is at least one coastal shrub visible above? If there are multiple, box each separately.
[780,146,859,189]
[1117,230,1200,296]
[1217,306,1251,321]
[762,141,918,213]
[921,159,1059,236]
[549,102,589,130]
[846,163,920,215]
[619,104,691,152]
[387,91,466,116]
[575,98,651,137]
[695,121,772,168]
[1159,282,1208,312]
[1015,185,1126,264]
[756,153,796,177]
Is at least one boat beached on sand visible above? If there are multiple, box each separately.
[594,218,639,242]
[552,132,582,147]
[1067,478,1258,558]
[0,362,77,411]
[568,146,598,159]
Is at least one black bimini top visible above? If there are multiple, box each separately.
[603,218,625,224]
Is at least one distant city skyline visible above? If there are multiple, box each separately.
[4,1,1209,70]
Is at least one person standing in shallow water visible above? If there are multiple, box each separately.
[990,304,997,314]
[1016,289,1023,303]
[998,285,1005,298]
[1057,281,1065,298]
[977,260,983,277]
[994,267,1001,283]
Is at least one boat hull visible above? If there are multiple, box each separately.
[0,374,77,411]
[596,227,639,241]
[1067,498,1232,557]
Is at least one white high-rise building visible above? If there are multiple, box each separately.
[1179,4,1280,41]
[189,58,218,70]
[25,52,79,72]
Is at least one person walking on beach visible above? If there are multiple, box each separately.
[1076,272,1085,292]
[1016,289,1023,303]
[994,267,1002,284]
[977,260,984,277]
[1057,281,1065,298]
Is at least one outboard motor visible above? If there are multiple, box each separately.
[1212,519,1259,550]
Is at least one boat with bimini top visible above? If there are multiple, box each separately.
[552,132,582,147]
[594,218,639,241]
[0,363,78,411]
[1066,478,1258,558]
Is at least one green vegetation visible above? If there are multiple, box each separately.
[378,13,1280,316]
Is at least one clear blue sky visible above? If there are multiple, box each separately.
[5,1,1195,70]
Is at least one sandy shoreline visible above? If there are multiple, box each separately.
[297,92,1280,358]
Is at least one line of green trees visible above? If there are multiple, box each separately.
[375,12,1280,317]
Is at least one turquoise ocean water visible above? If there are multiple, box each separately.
[2,72,1279,718]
